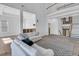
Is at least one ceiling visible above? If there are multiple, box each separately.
[2,3,53,9]
[1,3,79,14]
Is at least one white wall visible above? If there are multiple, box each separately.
[36,4,48,36]
[0,4,20,37]
[71,15,79,38]
[36,11,48,36]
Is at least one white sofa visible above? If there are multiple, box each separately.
[11,33,54,56]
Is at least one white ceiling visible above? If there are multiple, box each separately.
[0,3,65,13]
[1,3,49,13]
[2,3,53,9]
[1,3,79,14]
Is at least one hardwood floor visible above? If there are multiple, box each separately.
[0,35,17,56]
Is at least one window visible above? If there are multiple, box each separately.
[0,20,8,32]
